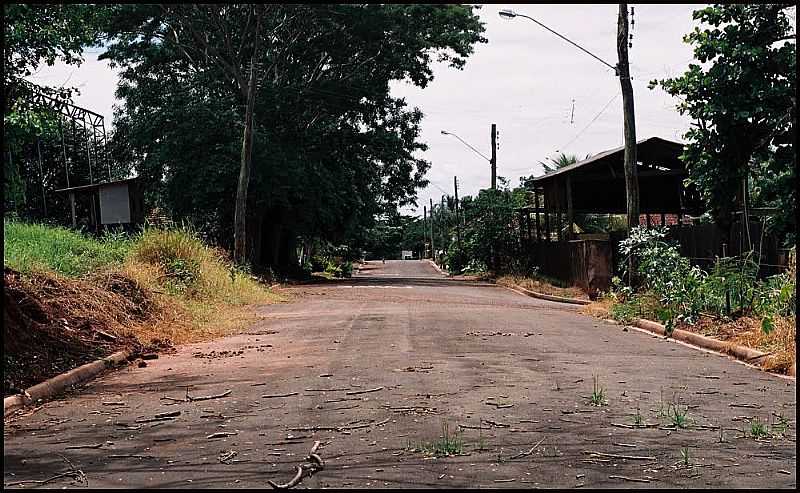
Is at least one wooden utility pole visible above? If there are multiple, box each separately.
[490,123,497,190]
[617,3,639,230]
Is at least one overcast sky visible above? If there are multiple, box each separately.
[29,4,702,217]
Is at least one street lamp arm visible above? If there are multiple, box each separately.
[513,13,618,74]
[442,131,492,162]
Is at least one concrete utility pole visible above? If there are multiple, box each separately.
[490,123,497,190]
[423,205,428,258]
[454,176,461,247]
[429,198,436,263]
[617,3,639,230]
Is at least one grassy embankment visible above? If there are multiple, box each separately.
[4,220,281,348]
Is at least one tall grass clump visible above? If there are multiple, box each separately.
[4,219,132,277]
[126,227,280,342]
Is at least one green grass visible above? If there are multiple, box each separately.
[410,421,465,457]
[4,220,132,277]
[590,375,607,406]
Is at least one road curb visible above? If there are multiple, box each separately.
[630,318,794,378]
[426,259,448,276]
[4,349,132,418]
[500,281,590,306]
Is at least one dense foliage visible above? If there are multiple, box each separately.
[612,226,796,334]
[100,4,486,271]
[652,3,796,245]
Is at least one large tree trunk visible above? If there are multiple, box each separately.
[233,61,257,264]
[617,3,639,230]
[233,9,262,265]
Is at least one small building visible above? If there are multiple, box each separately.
[520,137,703,296]
[54,177,145,233]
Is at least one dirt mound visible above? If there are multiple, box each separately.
[3,268,161,396]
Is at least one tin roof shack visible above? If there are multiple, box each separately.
[520,137,702,297]
[54,178,144,234]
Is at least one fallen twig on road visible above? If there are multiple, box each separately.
[584,451,656,460]
[609,475,651,483]
[507,437,546,460]
[188,389,232,402]
[345,386,384,395]
[207,432,238,439]
[65,443,103,450]
[267,441,324,489]
[263,392,299,399]
[135,411,181,423]
[4,455,87,488]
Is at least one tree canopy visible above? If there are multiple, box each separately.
[101,4,486,269]
[651,3,796,244]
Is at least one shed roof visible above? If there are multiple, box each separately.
[54,177,139,194]
[532,137,684,183]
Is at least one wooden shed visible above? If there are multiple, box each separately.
[54,177,145,233]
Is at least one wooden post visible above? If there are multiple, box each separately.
[429,198,435,262]
[566,175,574,240]
[544,198,551,242]
[490,123,497,190]
[534,191,542,242]
[69,192,77,228]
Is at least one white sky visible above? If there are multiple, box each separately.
[28,4,702,218]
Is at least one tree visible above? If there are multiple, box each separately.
[537,152,591,174]
[651,4,796,243]
[104,4,486,270]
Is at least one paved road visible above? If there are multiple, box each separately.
[3,260,796,488]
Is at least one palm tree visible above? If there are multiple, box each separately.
[537,152,592,175]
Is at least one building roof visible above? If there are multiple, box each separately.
[54,177,139,194]
[531,137,685,183]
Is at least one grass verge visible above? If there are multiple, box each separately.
[497,274,588,300]
[3,220,282,394]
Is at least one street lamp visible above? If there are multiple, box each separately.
[498,9,618,75]
[440,130,491,162]
[499,5,639,231]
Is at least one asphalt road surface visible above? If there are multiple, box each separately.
[3,260,796,488]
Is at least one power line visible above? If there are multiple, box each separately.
[556,91,620,153]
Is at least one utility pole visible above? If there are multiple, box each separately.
[454,176,462,248]
[617,3,639,230]
[429,198,436,263]
[423,205,428,259]
[490,123,497,190]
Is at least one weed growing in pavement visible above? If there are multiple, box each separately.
[632,404,644,426]
[770,413,790,437]
[749,417,769,439]
[670,404,690,429]
[413,420,464,457]
[680,446,691,467]
[590,375,607,406]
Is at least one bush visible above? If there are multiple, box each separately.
[616,226,796,334]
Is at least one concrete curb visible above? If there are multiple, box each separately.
[4,349,132,418]
[500,281,590,306]
[426,259,448,276]
[630,318,795,378]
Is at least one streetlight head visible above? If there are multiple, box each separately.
[441,130,449,135]
[499,9,517,19]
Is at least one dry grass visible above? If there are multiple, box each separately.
[581,297,614,319]
[680,315,796,373]
[497,274,588,300]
